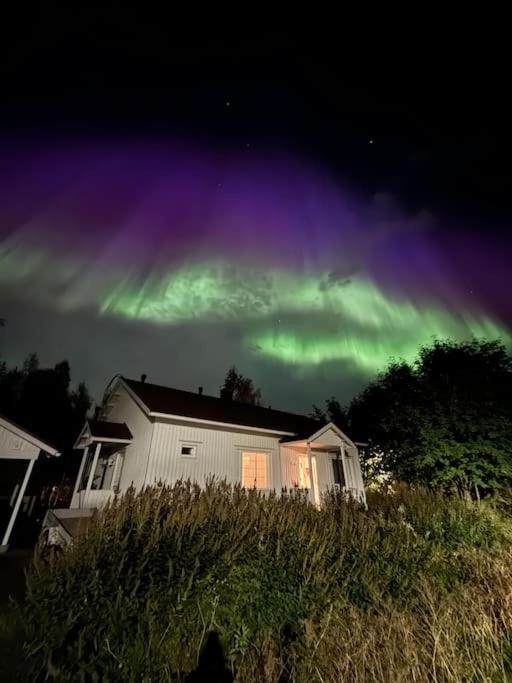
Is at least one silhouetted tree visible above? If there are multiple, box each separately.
[220,366,262,405]
[311,396,348,430]
[347,339,512,494]
[0,354,91,452]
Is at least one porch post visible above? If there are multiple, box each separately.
[72,445,89,501]
[1,458,35,550]
[307,441,315,505]
[85,442,102,494]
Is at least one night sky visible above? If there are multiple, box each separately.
[0,15,511,411]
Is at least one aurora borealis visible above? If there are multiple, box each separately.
[0,140,510,409]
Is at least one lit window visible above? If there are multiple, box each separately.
[242,451,268,489]
[180,444,196,458]
[332,457,345,488]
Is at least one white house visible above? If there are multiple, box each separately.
[0,414,59,551]
[59,375,365,531]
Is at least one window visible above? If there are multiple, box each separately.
[332,457,346,488]
[242,451,268,489]
[91,453,117,490]
[79,444,123,491]
[180,444,197,458]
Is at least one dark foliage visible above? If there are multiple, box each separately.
[0,353,91,452]
[221,366,262,405]
[348,340,512,492]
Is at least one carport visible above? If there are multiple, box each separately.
[0,415,59,551]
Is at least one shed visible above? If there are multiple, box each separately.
[0,415,59,551]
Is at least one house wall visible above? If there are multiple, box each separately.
[280,445,300,488]
[145,420,283,490]
[343,444,365,494]
[0,424,39,460]
[103,384,155,492]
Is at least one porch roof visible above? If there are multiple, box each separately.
[280,421,356,449]
[74,419,133,448]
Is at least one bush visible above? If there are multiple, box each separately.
[21,482,512,681]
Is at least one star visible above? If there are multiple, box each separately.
[369,138,375,145]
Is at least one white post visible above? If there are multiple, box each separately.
[307,442,316,505]
[1,458,35,550]
[72,447,89,497]
[70,445,89,509]
[85,442,102,496]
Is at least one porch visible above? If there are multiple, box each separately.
[70,419,132,510]
[280,423,366,506]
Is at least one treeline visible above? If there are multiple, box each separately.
[0,353,91,453]
[313,339,512,495]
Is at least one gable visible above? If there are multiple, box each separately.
[314,427,342,447]
[0,423,39,459]
[0,416,58,459]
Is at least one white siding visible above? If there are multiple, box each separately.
[280,445,300,488]
[314,427,342,447]
[0,424,39,460]
[101,384,155,493]
[345,444,365,494]
[315,451,337,493]
[146,420,283,490]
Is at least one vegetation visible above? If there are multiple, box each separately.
[12,482,512,681]
[0,353,91,452]
[221,366,262,405]
[317,339,512,493]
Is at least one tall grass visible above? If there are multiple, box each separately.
[21,482,512,681]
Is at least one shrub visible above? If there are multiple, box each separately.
[21,482,512,681]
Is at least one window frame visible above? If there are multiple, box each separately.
[330,452,347,490]
[179,441,199,459]
[90,449,124,491]
[239,447,272,491]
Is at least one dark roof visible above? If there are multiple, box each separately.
[123,378,320,435]
[87,419,132,441]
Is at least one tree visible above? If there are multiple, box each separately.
[220,366,262,405]
[0,354,92,452]
[347,339,512,494]
[311,397,348,430]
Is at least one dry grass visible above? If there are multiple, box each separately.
[17,482,512,681]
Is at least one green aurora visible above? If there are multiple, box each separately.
[1,243,508,376]
[100,262,509,373]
